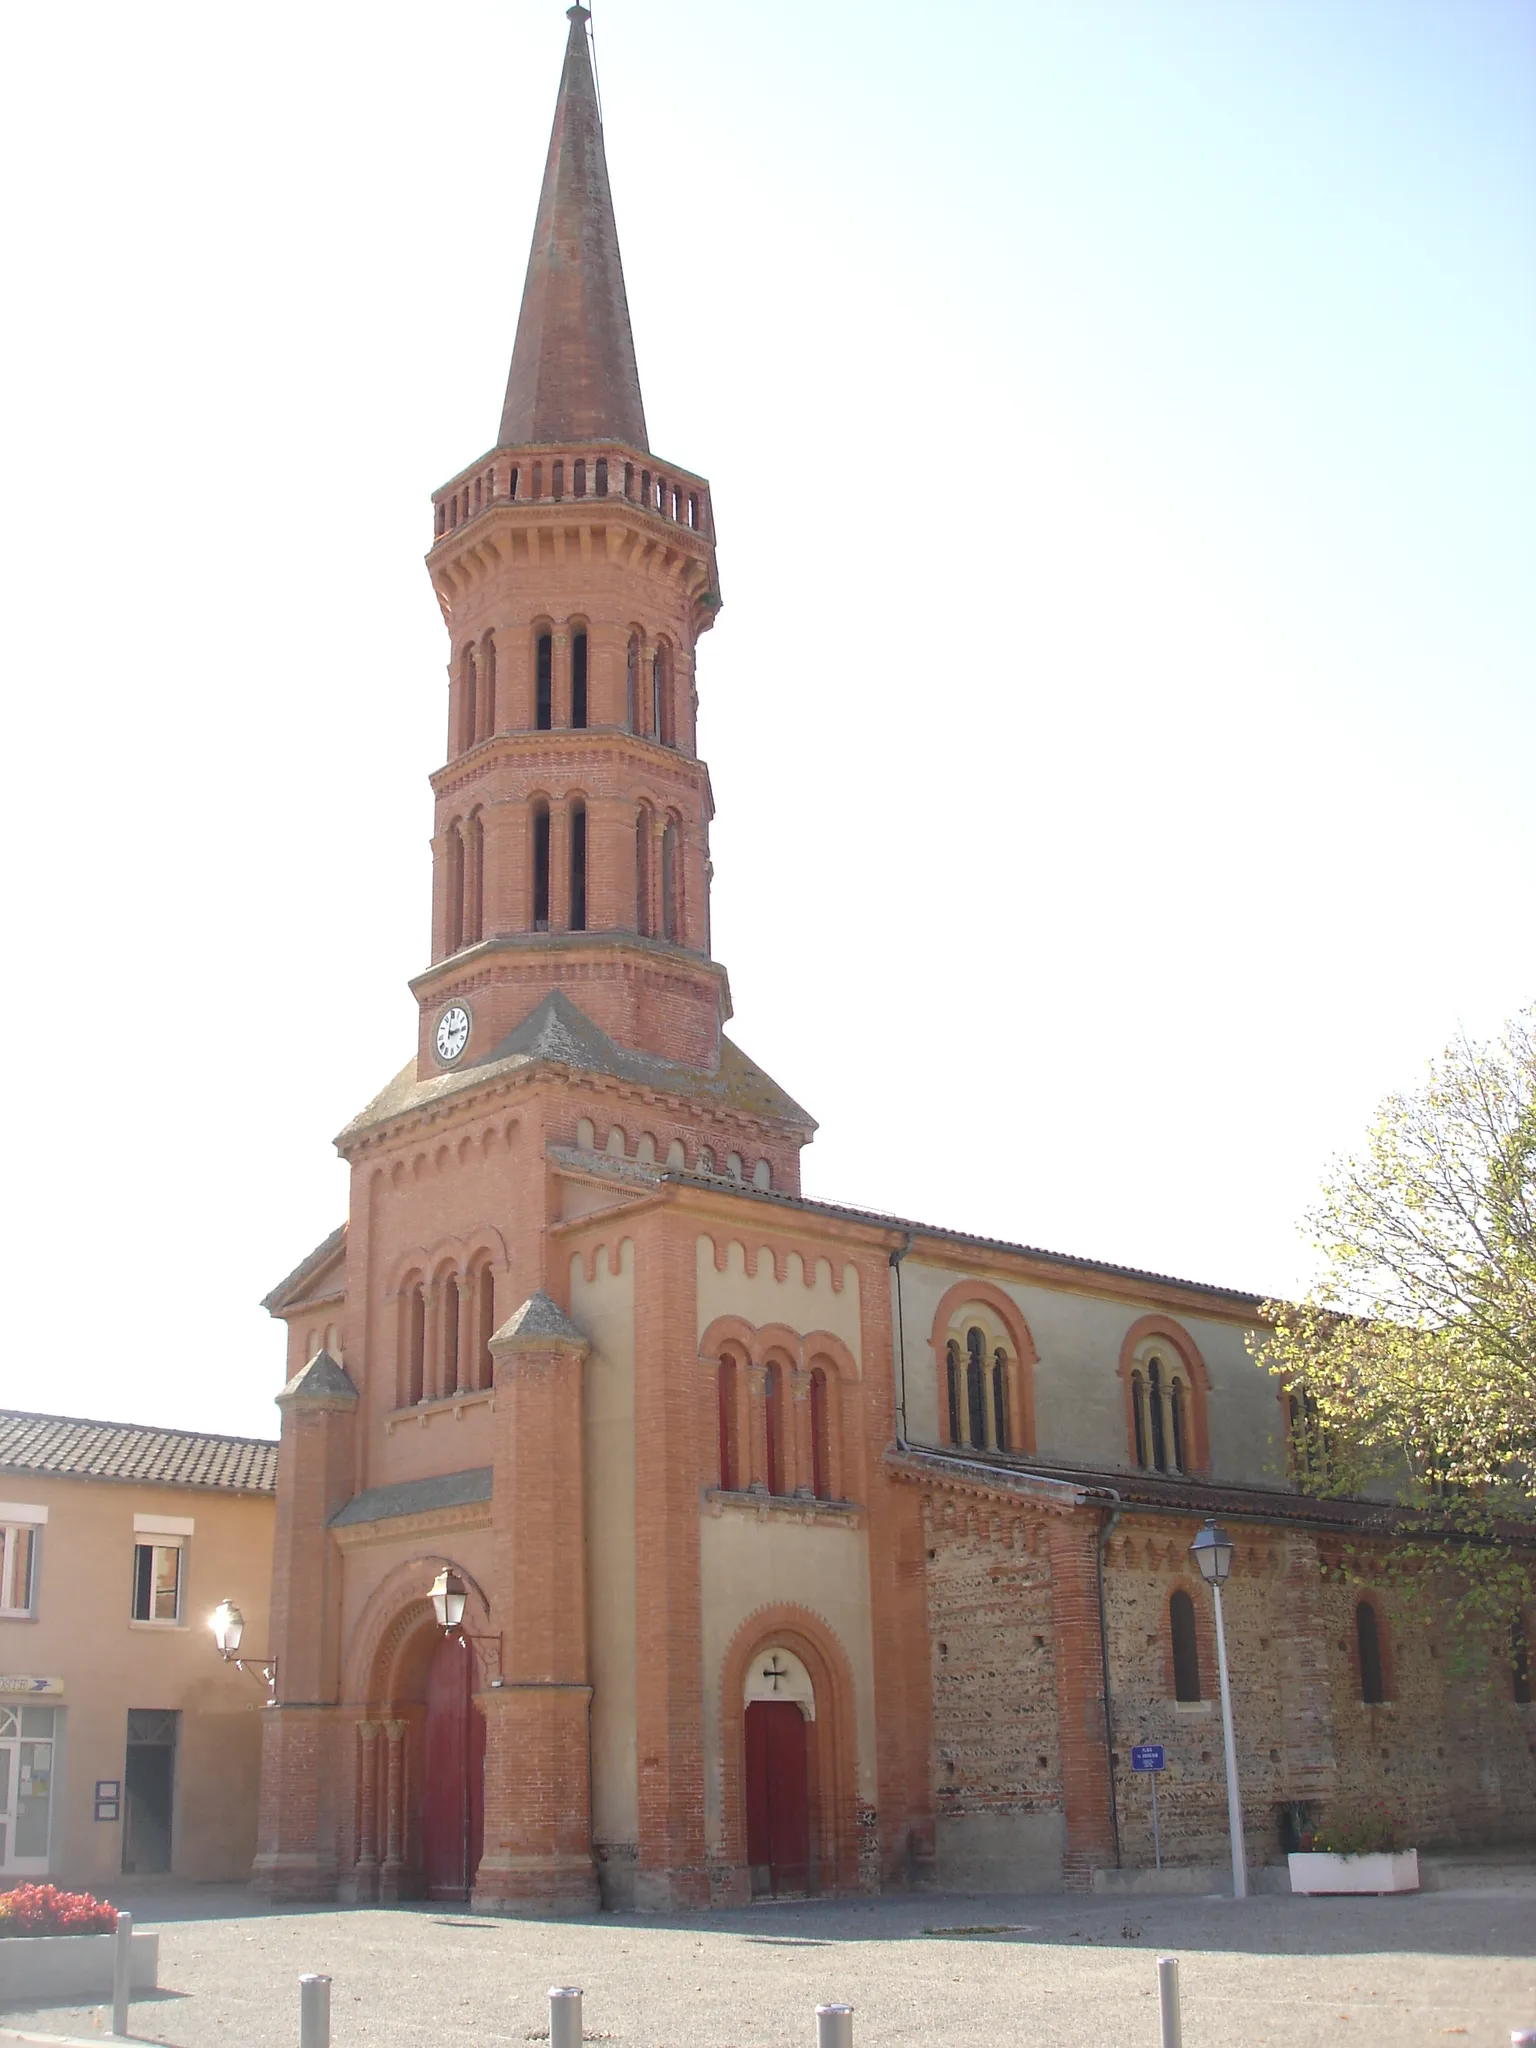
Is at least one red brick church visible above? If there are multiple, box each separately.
[254,6,1534,1910]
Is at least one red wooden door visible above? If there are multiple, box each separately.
[745,1700,810,1896]
[423,1633,484,1899]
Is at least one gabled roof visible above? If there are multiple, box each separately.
[0,1410,278,1495]
[330,1466,492,1529]
[261,1223,347,1315]
[499,4,648,449]
[338,992,814,1149]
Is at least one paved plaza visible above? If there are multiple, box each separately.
[2,1876,1532,2048]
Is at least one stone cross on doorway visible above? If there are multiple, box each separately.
[761,1654,789,1693]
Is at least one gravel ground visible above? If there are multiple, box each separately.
[2,1884,1533,2048]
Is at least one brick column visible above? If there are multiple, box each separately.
[251,1351,358,1900]
[352,1721,380,1901]
[379,1719,407,1902]
[473,1291,599,1916]
[551,628,571,729]
[1047,1511,1117,1888]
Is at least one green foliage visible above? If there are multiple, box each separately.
[1298,1799,1408,1857]
[1253,1005,1536,1655]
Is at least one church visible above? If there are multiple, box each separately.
[254,6,1534,1912]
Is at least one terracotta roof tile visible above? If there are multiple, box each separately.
[0,1410,278,1495]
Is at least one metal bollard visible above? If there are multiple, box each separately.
[1157,1956,1182,2048]
[299,1974,332,2048]
[549,1986,583,2048]
[111,1912,133,2038]
[816,2003,854,2048]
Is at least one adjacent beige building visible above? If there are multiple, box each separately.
[0,1411,277,1890]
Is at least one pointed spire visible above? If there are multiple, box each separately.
[499,6,649,451]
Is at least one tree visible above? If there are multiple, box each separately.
[1256,1004,1536,1649]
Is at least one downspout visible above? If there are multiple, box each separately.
[1095,1491,1124,1867]
[889,1234,913,1449]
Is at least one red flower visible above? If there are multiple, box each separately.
[0,1884,118,1937]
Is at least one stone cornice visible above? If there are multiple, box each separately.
[429,728,714,813]
[330,1497,492,1552]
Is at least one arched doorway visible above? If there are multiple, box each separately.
[422,1632,484,1901]
[744,1646,814,1897]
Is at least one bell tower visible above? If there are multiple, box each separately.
[413,4,728,1082]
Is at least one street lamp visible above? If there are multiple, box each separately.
[428,1567,502,1685]
[1190,1518,1247,1900]
[210,1598,277,1698]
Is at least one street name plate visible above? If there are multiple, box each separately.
[1131,1744,1166,1772]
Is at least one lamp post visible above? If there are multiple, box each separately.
[210,1599,278,1699]
[1190,1518,1247,1900]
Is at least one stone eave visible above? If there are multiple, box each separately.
[886,1446,1094,1515]
[330,1496,492,1552]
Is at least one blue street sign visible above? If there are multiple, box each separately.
[1131,1744,1166,1773]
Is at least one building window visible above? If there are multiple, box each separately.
[0,1521,41,1617]
[461,644,478,753]
[810,1367,830,1499]
[718,1357,739,1491]
[627,634,639,731]
[476,1266,495,1392]
[536,632,553,730]
[569,799,587,932]
[1356,1599,1386,1705]
[945,1341,962,1445]
[532,801,551,929]
[131,1541,183,1624]
[635,802,652,935]
[764,1362,783,1496]
[661,816,680,942]
[964,1328,987,1452]
[1131,1371,1148,1467]
[992,1347,1010,1451]
[404,1279,426,1405]
[572,631,588,728]
[1136,1352,1193,1475]
[0,1701,56,1869]
[1170,1589,1201,1702]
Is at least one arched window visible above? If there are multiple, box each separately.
[445,821,465,954]
[992,1347,1009,1451]
[1170,1378,1187,1474]
[440,1280,460,1400]
[461,645,478,754]
[572,631,588,728]
[662,816,680,942]
[532,800,551,929]
[569,799,587,932]
[536,632,553,730]
[810,1367,830,1500]
[945,1340,962,1445]
[480,632,497,739]
[652,646,667,744]
[1132,1371,1149,1468]
[635,802,653,936]
[764,1362,783,1496]
[718,1356,739,1490]
[464,812,484,945]
[476,1264,495,1391]
[1170,1590,1201,1702]
[403,1281,425,1407]
[1147,1357,1167,1471]
[965,1328,986,1451]
[626,633,639,731]
[1356,1600,1385,1704]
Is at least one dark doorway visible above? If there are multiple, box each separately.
[745,1700,810,1897]
[122,1710,178,1875]
[422,1633,484,1900]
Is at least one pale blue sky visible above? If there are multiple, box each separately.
[0,1,1530,1435]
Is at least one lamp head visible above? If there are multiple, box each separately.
[211,1599,245,1655]
[1190,1518,1235,1588]
[429,1566,468,1631]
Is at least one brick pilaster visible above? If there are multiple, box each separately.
[1047,1511,1117,1887]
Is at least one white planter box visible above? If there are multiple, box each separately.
[0,1928,159,2000]
[1288,1849,1420,1895]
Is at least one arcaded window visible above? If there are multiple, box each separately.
[463,812,484,945]
[810,1367,830,1499]
[440,1281,460,1399]
[627,634,639,732]
[1132,1371,1149,1467]
[964,1327,986,1452]
[572,631,588,728]
[480,632,497,738]
[532,801,551,929]
[635,802,653,936]
[1170,1589,1201,1702]
[569,800,587,932]
[536,632,553,730]
[718,1356,739,1491]
[476,1265,495,1391]
[1356,1600,1386,1705]
[652,645,669,745]
[1138,1351,1193,1476]
[991,1348,1009,1450]
[937,1299,1027,1454]
[460,644,478,754]
[445,821,465,954]
[945,1341,961,1445]
[661,816,680,942]
[764,1362,784,1496]
[403,1280,426,1405]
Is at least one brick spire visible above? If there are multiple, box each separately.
[498,5,649,451]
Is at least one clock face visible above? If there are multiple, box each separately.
[435,1004,471,1064]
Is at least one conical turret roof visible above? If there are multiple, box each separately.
[499,5,648,450]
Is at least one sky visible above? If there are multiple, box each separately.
[0,1,1531,1441]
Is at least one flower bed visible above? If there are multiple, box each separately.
[1288,1849,1420,1895]
[0,1887,158,2000]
